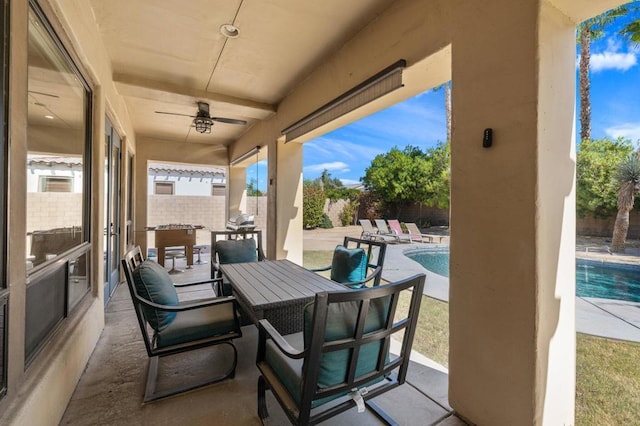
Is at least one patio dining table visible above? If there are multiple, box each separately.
[220,259,346,335]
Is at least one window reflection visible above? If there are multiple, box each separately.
[68,252,89,310]
[26,8,88,270]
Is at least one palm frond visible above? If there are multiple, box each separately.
[615,154,640,185]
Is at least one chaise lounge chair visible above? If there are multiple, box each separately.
[385,219,413,243]
[358,219,398,243]
[405,222,435,243]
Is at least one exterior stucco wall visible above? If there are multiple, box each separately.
[0,0,630,425]
[0,0,137,424]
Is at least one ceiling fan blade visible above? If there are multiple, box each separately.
[154,111,195,118]
[211,117,247,125]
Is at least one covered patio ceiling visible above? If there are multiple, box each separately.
[88,0,394,146]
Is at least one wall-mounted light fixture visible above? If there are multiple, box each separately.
[230,146,260,166]
[282,59,406,142]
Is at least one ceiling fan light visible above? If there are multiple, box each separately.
[193,117,213,134]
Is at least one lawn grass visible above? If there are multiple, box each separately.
[576,334,640,425]
[303,249,640,424]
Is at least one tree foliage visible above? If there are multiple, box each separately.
[314,169,359,201]
[302,180,325,229]
[246,178,264,196]
[362,143,450,209]
[576,138,635,218]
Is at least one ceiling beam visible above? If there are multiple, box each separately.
[113,73,276,120]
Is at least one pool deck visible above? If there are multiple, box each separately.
[305,226,640,343]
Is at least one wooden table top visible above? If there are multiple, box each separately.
[220,259,346,311]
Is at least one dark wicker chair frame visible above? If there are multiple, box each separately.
[122,246,242,403]
[210,229,265,293]
[311,236,388,288]
[256,274,425,425]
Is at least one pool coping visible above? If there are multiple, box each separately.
[381,244,640,343]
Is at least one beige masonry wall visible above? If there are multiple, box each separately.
[146,195,268,248]
[26,193,83,232]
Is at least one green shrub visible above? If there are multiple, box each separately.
[339,200,359,226]
[320,213,333,229]
[303,181,325,228]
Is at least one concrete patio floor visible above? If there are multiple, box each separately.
[61,247,466,425]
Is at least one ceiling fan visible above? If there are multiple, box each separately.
[155,101,247,134]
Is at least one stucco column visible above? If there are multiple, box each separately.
[448,3,575,425]
[275,141,303,263]
[227,166,247,219]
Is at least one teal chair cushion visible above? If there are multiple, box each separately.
[303,296,391,389]
[216,238,259,296]
[264,332,305,404]
[263,332,338,408]
[132,260,179,331]
[156,300,237,348]
[329,245,367,285]
[216,238,258,264]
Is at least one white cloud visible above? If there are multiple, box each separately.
[305,138,385,162]
[590,51,637,72]
[576,36,638,73]
[304,161,350,173]
[604,123,640,143]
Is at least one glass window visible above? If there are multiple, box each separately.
[24,1,92,364]
[39,175,73,192]
[154,181,174,195]
[26,5,90,270]
[212,184,225,196]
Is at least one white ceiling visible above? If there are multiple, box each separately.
[88,0,393,145]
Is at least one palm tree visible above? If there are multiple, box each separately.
[577,6,628,142]
[610,154,640,252]
[621,19,640,43]
[433,81,452,142]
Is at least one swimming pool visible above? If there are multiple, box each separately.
[405,249,640,303]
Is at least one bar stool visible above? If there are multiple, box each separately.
[165,249,186,274]
[193,245,208,265]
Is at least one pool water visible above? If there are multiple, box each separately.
[405,250,640,303]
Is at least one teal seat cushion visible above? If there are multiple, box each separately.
[132,260,179,331]
[216,238,258,264]
[264,332,340,408]
[156,300,237,348]
[264,332,304,404]
[330,245,367,285]
[303,296,391,389]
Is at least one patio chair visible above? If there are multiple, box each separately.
[386,219,413,243]
[405,223,434,243]
[211,229,265,296]
[122,246,242,403]
[256,273,426,425]
[310,237,387,288]
[358,219,398,243]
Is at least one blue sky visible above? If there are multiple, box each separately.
[249,10,640,190]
